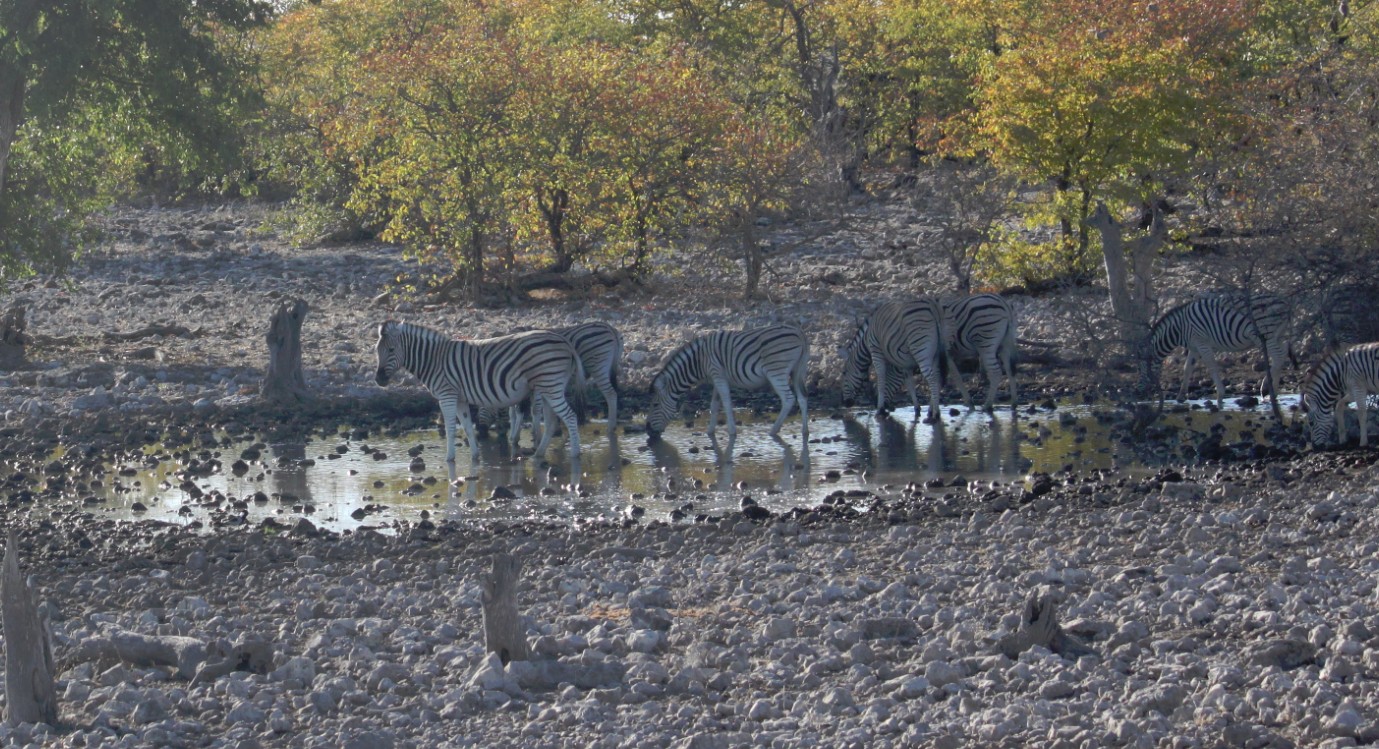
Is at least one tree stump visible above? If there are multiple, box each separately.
[998,589,1096,661]
[261,298,309,402]
[2,528,57,726]
[0,305,29,371]
[480,553,531,664]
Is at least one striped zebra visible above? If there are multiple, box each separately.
[942,293,1018,413]
[374,320,584,462]
[1144,292,1292,413]
[840,298,948,423]
[1302,342,1379,446]
[645,325,809,442]
[479,321,624,444]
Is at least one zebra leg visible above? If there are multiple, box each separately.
[541,390,581,459]
[946,355,972,409]
[1358,386,1370,447]
[874,357,889,414]
[601,384,618,431]
[1004,349,1018,415]
[506,404,523,448]
[980,349,1002,414]
[795,361,809,443]
[460,407,482,464]
[1179,351,1196,402]
[1337,394,1350,445]
[1202,349,1226,410]
[1264,339,1286,420]
[767,374,796,437]
[436,398,460,464]
[714,377,737,440]
[530,394,547,451]
[919,360,942,424]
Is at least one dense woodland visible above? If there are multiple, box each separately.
[1,0,1378,314]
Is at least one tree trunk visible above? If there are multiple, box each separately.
[741,215,763,300]
[2,528,57,726]
[261,298,309,402]
[0,305,28,370]
[0,44,32,197]
[997,589,1095,660]
[1089,202,1161,347]
[480,553,530,665]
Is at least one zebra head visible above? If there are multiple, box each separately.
[644,376,677,440]
[1300,361,1338,447]
[838,328,870,406]
[375,320,403,387]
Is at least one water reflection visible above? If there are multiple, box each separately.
[79,396,1298,532]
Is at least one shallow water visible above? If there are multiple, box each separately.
[79,394,1302,532]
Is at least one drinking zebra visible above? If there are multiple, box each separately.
[840,298,948,423]
[943,293,1018,413]
[1302,342,1379,447]
[479,321,624,444]
[645,325,809,442]
[374,320,584,462]
[1144,292,1292,415]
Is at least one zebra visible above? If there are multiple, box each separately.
[840,298,948,423]
[645,325,809,442]
[1143,292,1292,414]
[479,321,624,444]
[374,320,584,462]
[942,293,1018,413]
[1302,342,1379,447]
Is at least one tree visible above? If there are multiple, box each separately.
[0,0,270,276]
[945,0,1256,279]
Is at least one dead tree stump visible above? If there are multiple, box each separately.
[998,589,1096,661]
[480,553,531,664]
[2,528,57,725]
[0,305,29,371]
[261,298,309,402]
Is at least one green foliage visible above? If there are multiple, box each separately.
[0,0,270,279]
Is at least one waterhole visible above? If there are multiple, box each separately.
[74,395,1301,533]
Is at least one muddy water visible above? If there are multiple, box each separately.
[78,395,1301,533]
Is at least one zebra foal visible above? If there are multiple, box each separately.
[1302,342,1379,447]
[840,298,948,423]
[1144,292,1292,414]
[374,320,584,462]
[645,325,809,442]
[943,293,1018,413]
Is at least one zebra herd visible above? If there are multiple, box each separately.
[373,292,1020,463]
[372,286,1379,464]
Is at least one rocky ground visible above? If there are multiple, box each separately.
[0,199,1372,748]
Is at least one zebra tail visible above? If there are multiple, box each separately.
[937,340,950,389]
[571,355,588,423]
[1004,321,1019,376]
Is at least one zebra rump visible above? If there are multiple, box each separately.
[476,321,624,440]
[840,298,948,422]
[942,293,1018,412]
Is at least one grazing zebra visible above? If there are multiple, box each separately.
[1302,342,1379,447]
[374,320,584,462]
[1144,292,1292,413]
[645,325,809,442]
[942,293,1018,413]
[840,298,948,423]
[479,321,624,444]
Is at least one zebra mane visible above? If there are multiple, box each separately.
[387,320,447,342]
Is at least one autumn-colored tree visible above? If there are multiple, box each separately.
[945,0,1257,281]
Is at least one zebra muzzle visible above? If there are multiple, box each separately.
[375,370,389,387]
